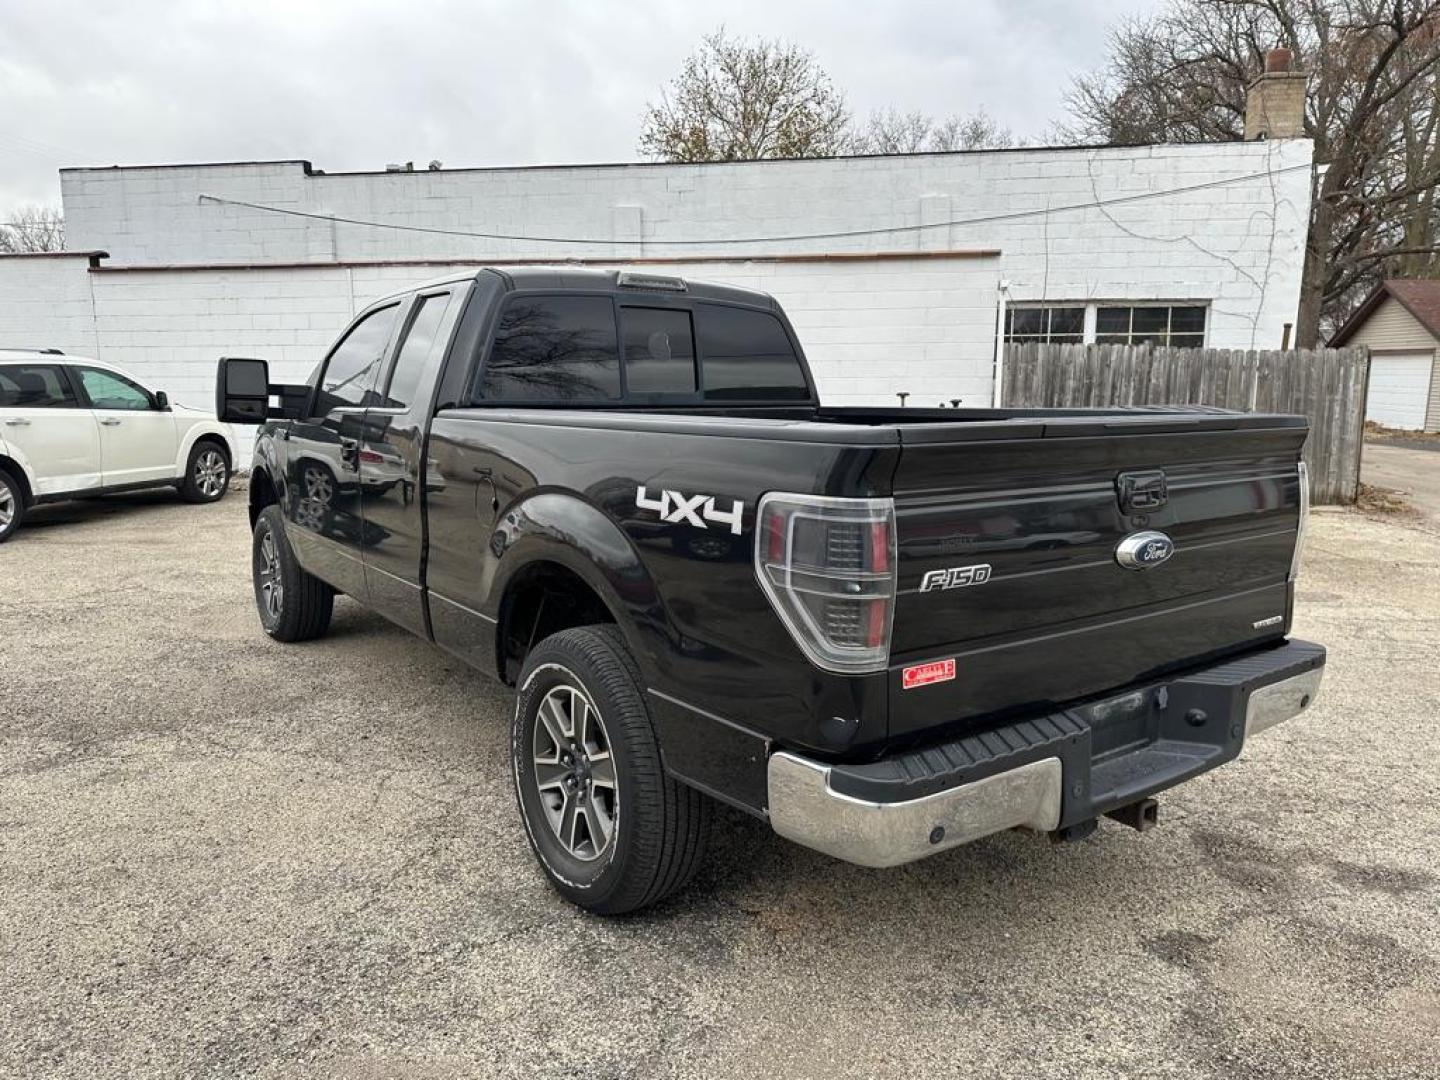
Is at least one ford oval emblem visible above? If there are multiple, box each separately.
[1115,530,1175,570]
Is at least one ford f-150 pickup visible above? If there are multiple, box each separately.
[218,267,1325,914]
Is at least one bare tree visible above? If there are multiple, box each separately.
[929,112,1020,151]
[852,108,1019,154]
[638,29,851,162]
[1062,0,1440,345]
[0,206,64,254]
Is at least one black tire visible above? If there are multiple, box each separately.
[512,625,712,915]
[180,439,231,504]
[252,505,334,642]
[0,466,25,543]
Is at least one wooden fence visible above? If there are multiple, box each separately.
[1001,343,1371,504]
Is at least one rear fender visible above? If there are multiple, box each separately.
[0,445,37,505]
[490,491,668,679]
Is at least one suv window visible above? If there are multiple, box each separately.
[0,363,78,408]
[379,291,456,410]
[319,303,400,409]
[76,367,153,410]
[623,307,696,395]
[696,304,810,401]
[477,295,621,402]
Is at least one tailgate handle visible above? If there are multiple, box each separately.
[1116,470,1168,514]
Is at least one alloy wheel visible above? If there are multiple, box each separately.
[0,480,13,530]
[195,449,227,497]
[532,683,618,862]
[257,527,284,619]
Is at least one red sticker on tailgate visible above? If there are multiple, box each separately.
[902,658,956,690]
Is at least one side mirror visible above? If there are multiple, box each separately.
[154,390,170,411]
[216,357,271,424]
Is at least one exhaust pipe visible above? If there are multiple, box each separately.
[1106,798,1160,833]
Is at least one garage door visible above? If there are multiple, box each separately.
[1367,351,1434,430]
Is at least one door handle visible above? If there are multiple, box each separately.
[2,418,30,426]
[98,418,123,426]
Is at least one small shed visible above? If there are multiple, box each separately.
[1331,279,1440,431]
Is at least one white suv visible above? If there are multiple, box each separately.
[0,349,238,543]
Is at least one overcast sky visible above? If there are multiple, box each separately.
[0,0,1160,214]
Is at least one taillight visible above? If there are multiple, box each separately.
[754,493,897,674]
[1289,460,1310,581]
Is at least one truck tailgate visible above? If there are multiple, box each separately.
[886,414,1307,737]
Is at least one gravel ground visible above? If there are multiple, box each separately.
[1363,443,1440,524]
[2,491,1438,1079]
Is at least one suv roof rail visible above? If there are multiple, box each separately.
[1,347,65,355]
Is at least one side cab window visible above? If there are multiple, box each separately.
[472,295,622,403]
[375,290,460,411]
[313,303,401,413]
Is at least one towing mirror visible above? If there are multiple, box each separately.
[216,357,271,424]
[215,357,309,424]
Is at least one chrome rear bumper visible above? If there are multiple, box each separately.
[767,753,1063,869]
[1244,666,1324,739]
[767,658,1323,869]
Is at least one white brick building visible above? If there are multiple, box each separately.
[2,137,1313,460]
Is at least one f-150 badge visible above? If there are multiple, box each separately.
[635,486,745,535]
[919,564,993,592]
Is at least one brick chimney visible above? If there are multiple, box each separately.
[1244,47,1307,140]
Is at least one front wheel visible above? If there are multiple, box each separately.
[0,467,25,543]
[511,626,711,915]
[252,505,334,642]
[181,441,231,503]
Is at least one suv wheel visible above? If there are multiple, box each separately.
[512,626,712,915]
[0,467,25,543]
[252,505,334,641]
[181,441,231,503]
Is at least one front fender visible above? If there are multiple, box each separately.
[490,490,671,679]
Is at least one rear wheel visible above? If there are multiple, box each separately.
[511,625,711,915]
[181,440,231,503]
[0,467,25,543]
[252,505,334,641]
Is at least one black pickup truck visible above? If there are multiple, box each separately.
[218,267,1325,914]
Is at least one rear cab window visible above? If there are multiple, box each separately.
[469,290,813,407]
[622,307,697,396]
[695,303,810,401]
[0,364,80,408]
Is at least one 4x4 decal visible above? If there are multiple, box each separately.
[635,486,745,535]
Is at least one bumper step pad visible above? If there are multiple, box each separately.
[802,640,1326,844]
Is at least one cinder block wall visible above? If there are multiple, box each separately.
[1,138,1316,465]
[0,255,1001,464]
[0,255,101,356]
[60,139,1314,355]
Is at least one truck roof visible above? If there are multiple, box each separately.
[373,266,780,310]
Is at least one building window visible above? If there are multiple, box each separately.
[1004,305,1085,345]
[1095,305,1206,348]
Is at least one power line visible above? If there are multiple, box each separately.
[197,162,1311,248]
